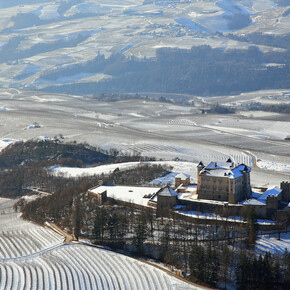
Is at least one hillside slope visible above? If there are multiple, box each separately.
[0,0,288,93]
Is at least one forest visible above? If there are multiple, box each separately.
[0,140,157,197]
[43,44,290,97]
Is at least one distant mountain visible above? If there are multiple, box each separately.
[0,0,289,94]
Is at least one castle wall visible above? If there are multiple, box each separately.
[198,176,230,201]
[157,195,177,217]
[281,181,290,203]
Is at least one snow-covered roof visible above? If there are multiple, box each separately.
[175,173,190,180]
[157,186,178,197]
[149,186,178,202]
[258,186,282,200]
[89,185,161,206]
[205,161,232,170]
[251,191,263,199]
[243,199,266,206]
[200,163,250,179]
[197,161,204,168]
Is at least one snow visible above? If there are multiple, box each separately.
[258,186,282,200]
[256,231,290,254]
[52,160,198,178]
[257,160,290,173]
[175,18,209,33]
[157,186,178,197]
[201,163,250,179]
[150,172,179,186]
[0,197,200,289]
[175,173,190,179]
[216,0,251,15]
[89,185,161,206]
[0,89,288,189]
[52,161,142,177]
[242,198,266,206]
[0,138,14,151]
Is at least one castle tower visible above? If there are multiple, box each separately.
[281,181,290,203]
[197,161,204,192]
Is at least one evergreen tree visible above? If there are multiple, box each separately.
[72,196,82,240]
[133,211,148,254]
[262,252,273,288]
[189,244,206,282]
[205,244,219,285]
[236,250,250,289]
[108,212,118,241]
[282,249,290,287]
[220,244,230,288]
[160,222,170,261]
[245,207,258,247]
[94,207,108,241]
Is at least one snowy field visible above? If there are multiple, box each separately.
[0,0,288,90]
[0,198,201,290]
[0,88,289,187]
[0,197,64,259]
[256,231,290,254]
[0,244,201,290]
[52,161,198,179]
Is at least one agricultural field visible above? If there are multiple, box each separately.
[0,197,201,289]
[0,88,289,187]
[0,0,288,90]
[0,197,64,259]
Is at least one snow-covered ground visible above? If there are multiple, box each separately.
[0,197,64,259]
[89,185,161,206]
[0,197,201,289]
[0,88,288,187]
[0,243,201,289]
[0,0,288,89]
[257,159,290,173]
[52,161,198,179]
[0,138,14,151]
[256,231,290,254]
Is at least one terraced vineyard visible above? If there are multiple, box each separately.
[0,198,200,289]
[0,245,198,290]
[0,198,64,259]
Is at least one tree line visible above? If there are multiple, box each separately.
[0,140,158,198]
[43,44,290,96]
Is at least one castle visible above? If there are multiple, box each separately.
[197,158,251,204]
[89,160,290,220]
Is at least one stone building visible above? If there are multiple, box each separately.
[149,185,179,217]
[243,186,282,218]
[175,173,190,188]
[88,186,107,205]
[197,160,251,204]
[281,181,290,203]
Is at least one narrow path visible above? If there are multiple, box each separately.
[45,222,74,243]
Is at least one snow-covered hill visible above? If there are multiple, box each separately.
[0,0,288,90]
[0,197,201,289]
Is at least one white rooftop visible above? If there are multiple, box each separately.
[243,199,266,206]
[157,186,178,197]
[201,163,250,179]
[175,173,190,180]
[89,185,161,206]
[258,186,282,200]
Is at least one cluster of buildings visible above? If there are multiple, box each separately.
[89,159,290,221]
